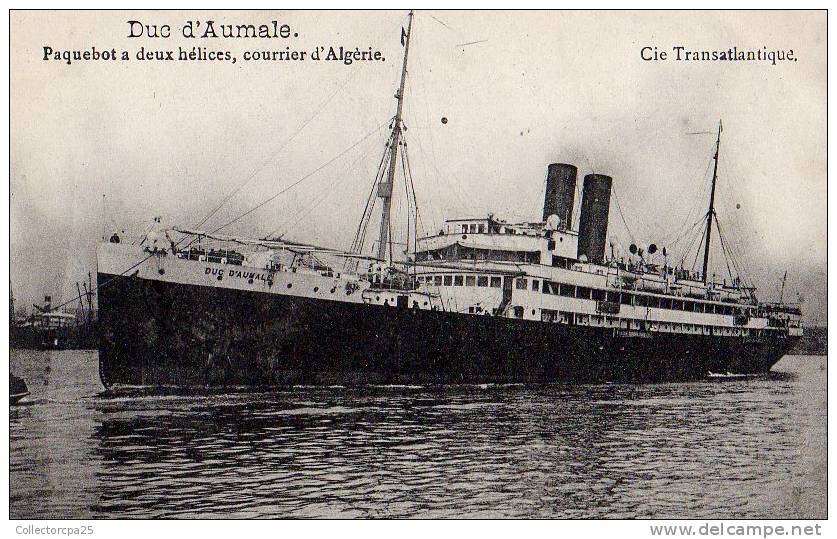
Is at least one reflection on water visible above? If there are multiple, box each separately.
[10,351,826,518]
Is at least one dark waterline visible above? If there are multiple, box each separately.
[10,351,826,518]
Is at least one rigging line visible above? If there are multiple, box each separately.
[356,164,382,256]
[665,187,708,246]
[271,136,379,238]
[407,161,420,270]
[213,120,388,234]
[32,252,156,318]
[398,143,411,239]
[134,221,157,246]
[407,54,472,218]
[718,221,745,288]
[679,229,706,269]
[690,224,707,272]
[676,211,710,260]
[657,155,715,247]
[410,133,467,220]
[716,216,752,288]
[387,181,395,267]
[669,214,708,250]
[407,160,428,243]
[403,141,427,239]
[351,133,393,254]
[610,185,637,242]
[658,182,707,247]
[731,242,754,289]
[387,149,409,263]
[528,177,547,221]
[400,47,435,203]
[716,221,737,284]
[399,140,423,269]
[356,153,390,257]
[192,71,358,230]
[713,214,742,274]
[669,217,704,250]
[345,162,383,272]
[402,143,411,272]
[677,218,703,269]
[267,128,380,238]
[722,213,756,281]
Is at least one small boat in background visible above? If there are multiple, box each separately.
[10,374,29,405]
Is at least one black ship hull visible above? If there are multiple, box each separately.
[97,272,798,388]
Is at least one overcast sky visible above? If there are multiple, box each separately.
[10,10,826,323]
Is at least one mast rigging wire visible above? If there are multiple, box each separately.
[350,126,395,256]
[403,139,427,239]
[211,120,388,234]
[267,133,380,239]
[192,70,358,229]
[27,251,156,319]
[610,185,638,243]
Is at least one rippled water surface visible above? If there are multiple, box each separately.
[10,351,826,518]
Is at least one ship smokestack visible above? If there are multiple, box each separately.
[542,163,577,227]
[577,174,612,264]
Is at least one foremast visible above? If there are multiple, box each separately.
[376,10,414,263]
[701,119,722,284]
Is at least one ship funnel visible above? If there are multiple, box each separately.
[577,173,612,264]
[542,163,577,226]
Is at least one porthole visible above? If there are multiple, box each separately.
[314,287,319,292]
[217,275,222,281]
[330,288,336,293]
[462,234,467,240]
[287,283,292,288]
[248,278,254,284]
[159,268,166,275]
[532,309,536,315]
[376,296,380,300]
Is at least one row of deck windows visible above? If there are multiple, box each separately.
[531,309,751,335]
[522,277,753,317]
[417,274,503,288]
[417,274,753,317]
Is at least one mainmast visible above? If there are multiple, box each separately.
[701,119,722,284]
[376,10,414,263]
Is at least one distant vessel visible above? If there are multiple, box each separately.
[96,11,802,388]
[10,282,97,350]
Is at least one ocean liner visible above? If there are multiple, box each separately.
[96,12,802,388]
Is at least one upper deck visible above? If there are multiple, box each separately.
[417,215,579,265]
[415,215,755,306]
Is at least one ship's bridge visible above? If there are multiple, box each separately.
[415,215,578,266]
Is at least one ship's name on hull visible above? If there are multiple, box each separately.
[205,267,270,281]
